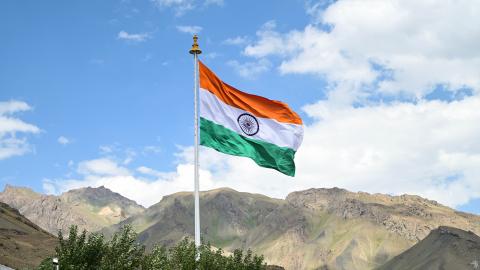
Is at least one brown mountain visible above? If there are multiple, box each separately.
[0,185,145,235]
[4,185,479,270]
[0,201,56,269]
[376,226,480,270]
[105,187,480,270]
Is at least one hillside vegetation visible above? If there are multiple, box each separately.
[0,202,56,269]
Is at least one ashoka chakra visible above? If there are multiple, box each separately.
[237,113,259,136]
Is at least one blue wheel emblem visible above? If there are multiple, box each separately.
[237,113,259,136]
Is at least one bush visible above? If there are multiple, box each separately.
[38,226,267,270]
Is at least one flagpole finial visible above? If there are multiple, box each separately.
[189,34,202,55]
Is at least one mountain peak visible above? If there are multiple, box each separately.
[436,226,480,242]
[378,226,480,270]
[64,185,111,195]
[0,185,145,235]
[2,184,39,198]
[286,187,441,209]
[61,185,144,208]
[285,187,480,243]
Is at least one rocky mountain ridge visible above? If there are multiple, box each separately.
[105,187,480,270]
[286,188,480,241]
[0,185,145,235]
[2,184,479,270]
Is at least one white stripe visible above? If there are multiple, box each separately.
[200,88,303,150]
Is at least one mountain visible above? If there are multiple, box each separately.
[0,185,145,235]
[4,185,479,269]
[105,187,480,270]
[104,188,284,246]
[377,226,480,270]
[0,201,56,269]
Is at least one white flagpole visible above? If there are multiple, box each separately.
[189,34,202,249]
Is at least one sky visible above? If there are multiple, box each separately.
[1,0,480,214]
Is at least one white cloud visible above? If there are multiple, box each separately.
[43,179,56,195]
[143,145,161,155]
[304,0,336,23]
[0,102,38,135]
[223,36,249,46]
[204,52,220,59]
[0,101,40,160]
[178,95,480,208]
[123,149,136,165]
[0,137,33,160]
[201,0,480,208]
[98,144,141,165]
[293,96,480,207]
[44,157,216,207]
[244,1,480,100]
[77,158,131,177]
[57,136,70,145]
[137,166,158,175]
[227,58,271,79]
[176,25,203,35]
[137,166,164,177]
[152,0,195,16]
[99,145,114,154]
[0,100,32,115]
[209,0,480,208]
[117,31,151,42]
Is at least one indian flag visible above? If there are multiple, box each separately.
[199,61,304,176]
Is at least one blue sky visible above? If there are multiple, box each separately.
[1,0,479,214]
[0,0,318,180]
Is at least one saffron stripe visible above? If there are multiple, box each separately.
[199,61,303,125]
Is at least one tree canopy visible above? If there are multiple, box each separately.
[37,225,267,270]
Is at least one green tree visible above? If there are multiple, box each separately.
[100,225,144,270]
[197,242,228,270]
[141,245,170,270]
[38,226,268,270]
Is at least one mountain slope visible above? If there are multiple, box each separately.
[104,188,283,248]
[0,185,145,235]
[376,226,480,270]
[0,202,56,269]
[60,186,145,227]
[105,187,480,270]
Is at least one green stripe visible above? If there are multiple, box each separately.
[200,117,296,176]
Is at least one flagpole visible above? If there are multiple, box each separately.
[189,34,202,250]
